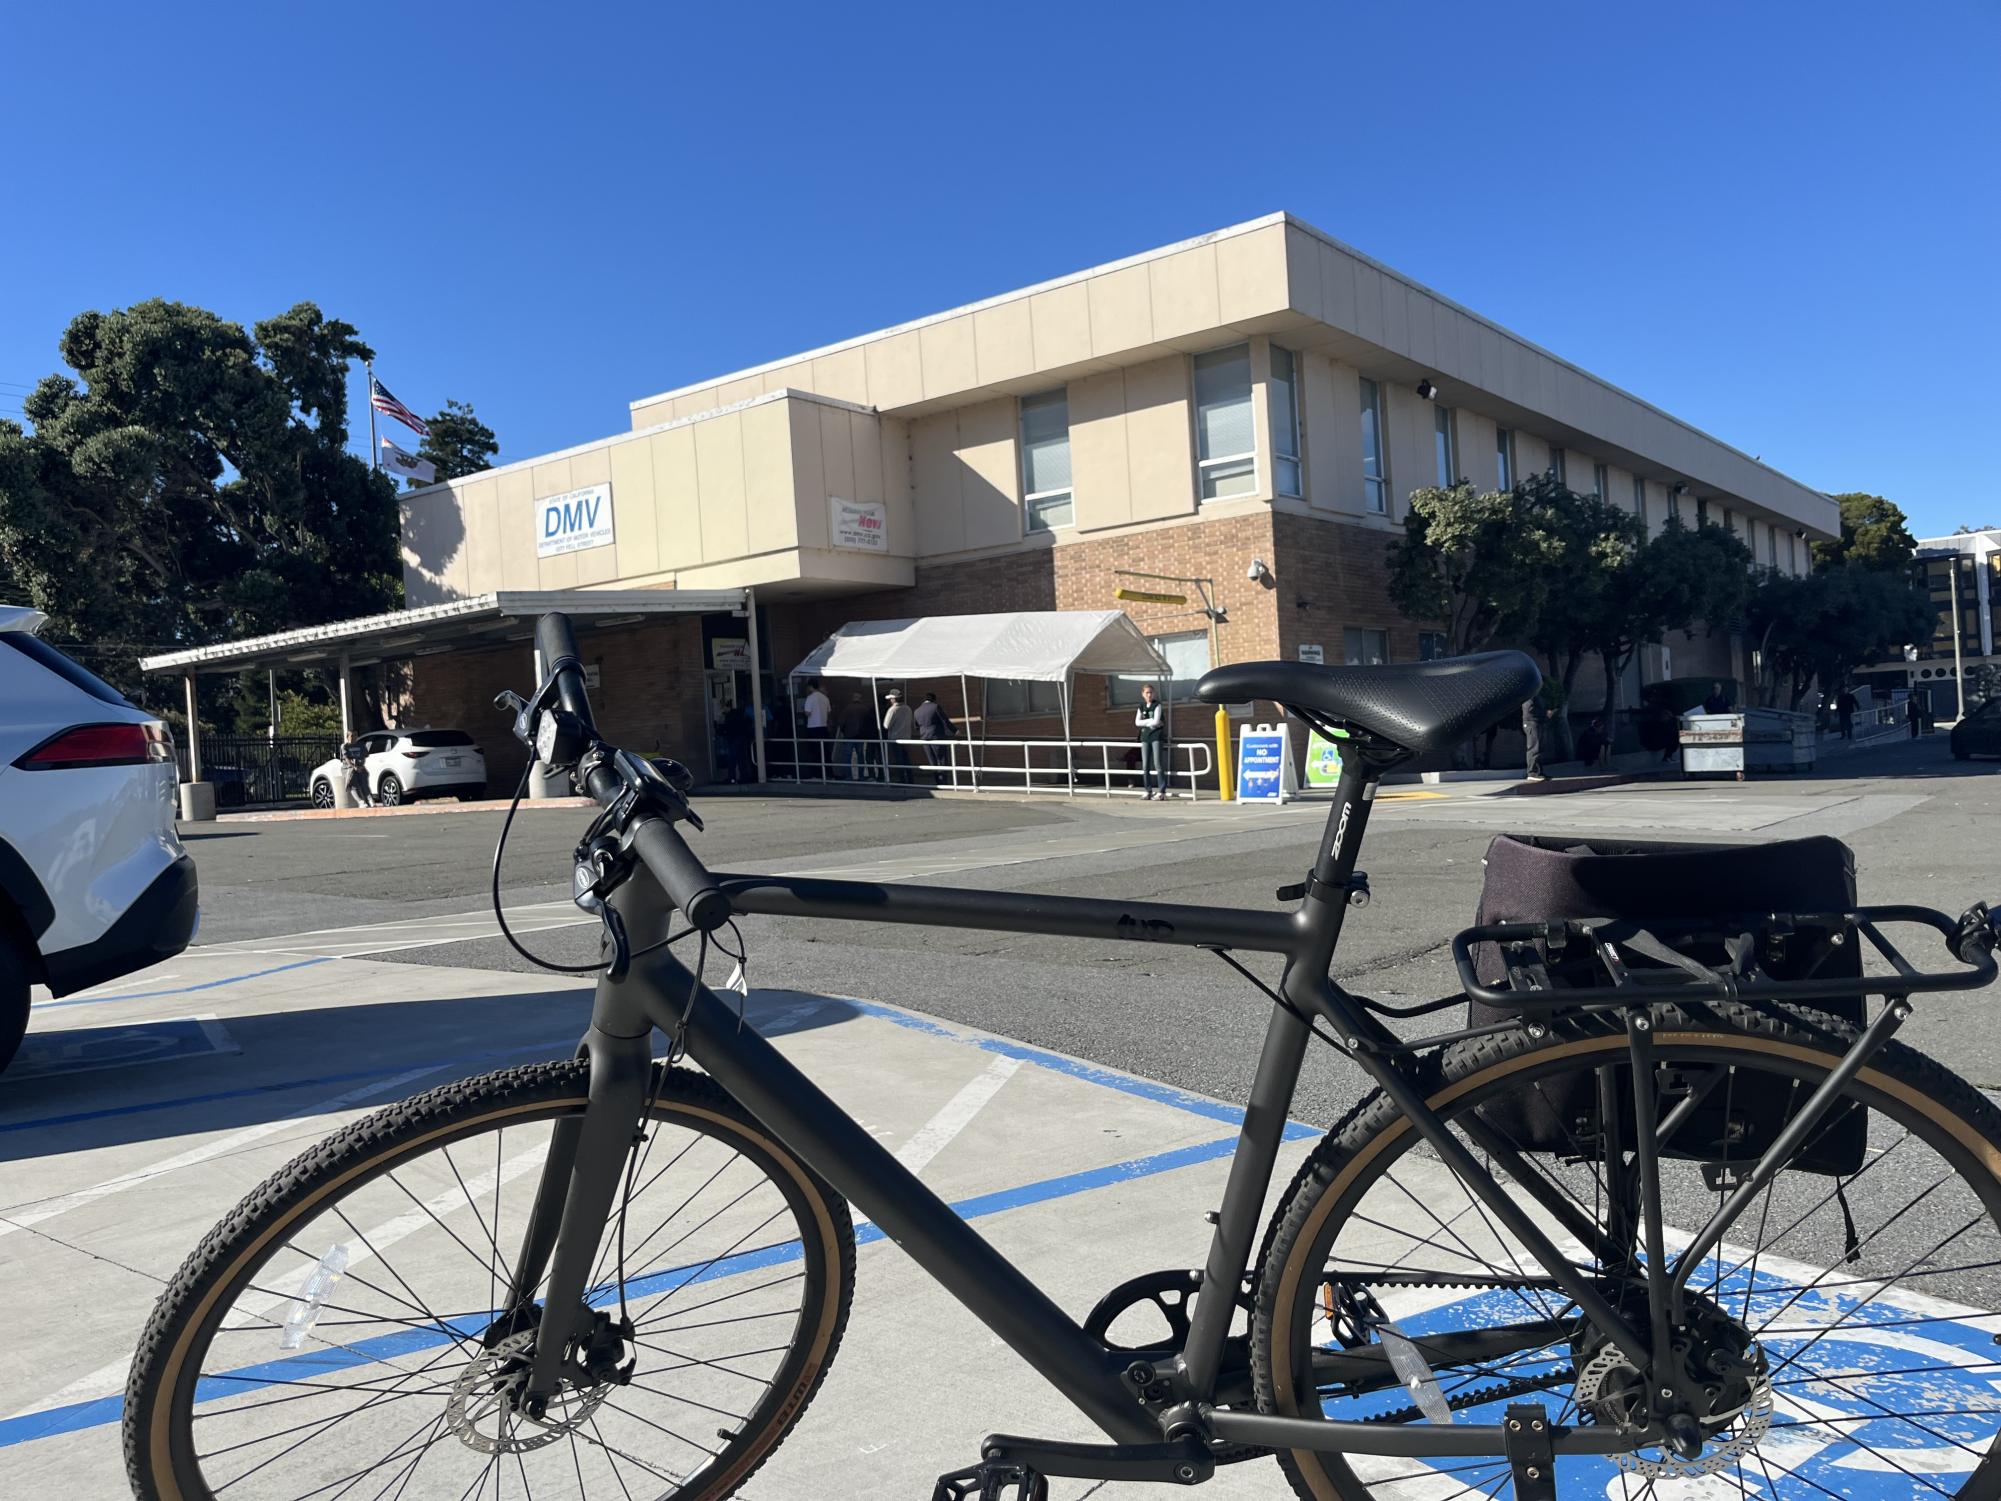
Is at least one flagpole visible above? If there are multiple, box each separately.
[366,359,379,471]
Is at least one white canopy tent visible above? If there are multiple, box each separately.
[786,611,1171,792]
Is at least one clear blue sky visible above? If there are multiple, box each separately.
[3,2,1994,537]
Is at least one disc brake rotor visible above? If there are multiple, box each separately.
[444,1328,613,1454]
[1572,1340,1774,1479]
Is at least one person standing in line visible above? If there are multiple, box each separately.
[834,691,871,780]
[1836,687,1858,740]
[1521,695,1547,782]
[1135,682,1169,800]
[1907,694,1925,739]
[801,678,833,777]
[724,701,756,784]
[1575,714,1609,768]
[913,691,953,771]
[882,689,916,784]
[1702,680,1733,715]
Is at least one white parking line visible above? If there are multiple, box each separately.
[854,1054,1022,1230]
[0,1064,445,1238]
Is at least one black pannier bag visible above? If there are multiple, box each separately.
[1469,833,1867,1177]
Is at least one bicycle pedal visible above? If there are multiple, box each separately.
[931,1460,1048,1501]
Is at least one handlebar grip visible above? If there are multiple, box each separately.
[535,612,596,731]
[630,815,731,933]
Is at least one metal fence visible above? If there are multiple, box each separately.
[176,735,341,807]
[759,733,1213,798]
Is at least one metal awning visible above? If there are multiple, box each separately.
[139,590,749,676]
[787,610,1168,683]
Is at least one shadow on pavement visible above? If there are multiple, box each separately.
[0,988,862,1161]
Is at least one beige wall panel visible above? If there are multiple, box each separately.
[464,479,501,596]
[671,388,720,420]
[495,469,538,590]
[539,539,580,592]
[972,300,1036,385]
[1215,223,1289,324]
[1456,410,1499,492]
[1282,223,1324,321]
[1087,263,1154,356]
[1318,242,1357,331]
[863,332,923,411]
[1383,384,1426,519]
[759,361,816,396]
[868,415,909,547]
[693,412,750,563]
[716,376,763,408]
[910,411,966,557]
[1321,361,1365,514]
[1147,244,1220,341]
[1124,354,1195,523]
[1068,369,1131,532]
[957,396,1022,549]
[816,405,858,507]
[1350,263,1387,347]
[1028,282,1092,369]
[1445,309,1483,388]
[918,315,978,400]
[1479,327,1507,396]
[1300,352,1343,512]
[650,426,702,570]
[1516,432,1550,479]
[809,346,869,405]
[531,459,575,500]
[1379,277,1410,357]
[740,401,797,555]
[607,441,659,580]
[787,403,830,552]
[630,399,668,431]
[1403,289,1437,369]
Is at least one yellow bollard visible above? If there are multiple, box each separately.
[1214,705,1234,802]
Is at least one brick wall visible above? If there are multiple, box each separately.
[404,616,710,790]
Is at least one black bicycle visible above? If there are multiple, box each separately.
[126,612,2001,1500]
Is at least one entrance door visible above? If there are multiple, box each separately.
[704,670,740,782]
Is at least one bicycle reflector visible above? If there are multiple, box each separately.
[15,721,173,770]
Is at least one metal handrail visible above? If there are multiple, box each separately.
[759,732,1212,798]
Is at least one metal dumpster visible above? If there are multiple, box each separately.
[1681,708,1816,777]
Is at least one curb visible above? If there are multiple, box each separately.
[204,796,593,825]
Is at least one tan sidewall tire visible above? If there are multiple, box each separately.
[1256,1010,2001,1501]
[127,1062,853,1501]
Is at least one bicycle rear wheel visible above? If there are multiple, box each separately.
[125,1059,854,1501]
[1254,1000,2001,1499]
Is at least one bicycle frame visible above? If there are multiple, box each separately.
[507,752,1687,1466]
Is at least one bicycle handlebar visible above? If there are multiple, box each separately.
[535,613,596,733]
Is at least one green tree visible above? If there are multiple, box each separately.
[412,399,498,486]
[1518,474,1645,751]
[1813,492,1919,572]
[1747,564,1936,709]
[1590,517,1754,721]
[0,299,400,695]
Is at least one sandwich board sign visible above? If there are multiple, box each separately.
[1237,722,1297,804]
[1304,728,1347,789]
[536,484,616,558]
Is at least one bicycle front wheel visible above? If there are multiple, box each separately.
[125,1059,854,1501]
[1255,1000,2001,1500]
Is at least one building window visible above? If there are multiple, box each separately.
[1696,497,1709,527]
[1632,474,1648,528]
[1767,523,1778,567]
[1593,462,1609,500]
[1359,377,1389,513]
[1194,344,1256,499]
[1018,388,1073,532]
[1433,406,1457,487]
[1786,530,1797,572]
[1549,446,1567,484]
[1268,345,1302,497]
[986,678,1064,717]
[1343,627,1389,666]
[1418,630,1449,661]
[1111,630,1211,706]
[1668,488,1682,521]
[1496,428,1515,490]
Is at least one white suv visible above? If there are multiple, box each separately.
[309,729,488,808]
[0,606,198,1070]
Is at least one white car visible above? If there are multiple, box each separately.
[0,605,198,1071]
[309,729,488,808]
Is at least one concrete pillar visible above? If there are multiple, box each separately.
[337,654,353,741]
[746,588,767,785]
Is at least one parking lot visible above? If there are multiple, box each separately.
[4,735,1999,1497]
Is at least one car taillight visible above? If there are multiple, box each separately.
[16,722,157,770]
[402,749,429,759]
[145,722,174,762]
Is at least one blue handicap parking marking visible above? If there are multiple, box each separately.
[11,1015,239,1081]
[1355,1255,2001,1495]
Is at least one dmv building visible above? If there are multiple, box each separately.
[153,213,1839,786]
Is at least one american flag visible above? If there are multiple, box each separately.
[369,376,430,438]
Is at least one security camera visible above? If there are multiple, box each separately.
[1416,379,1438,401]
[1247,559,1275,589]
[1672,481,1689,495]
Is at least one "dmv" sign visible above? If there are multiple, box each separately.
[535,484,616,558]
